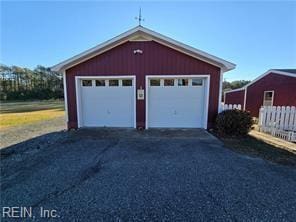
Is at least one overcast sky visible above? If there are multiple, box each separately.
[1,1,295,81]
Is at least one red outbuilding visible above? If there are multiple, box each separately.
[224,69,296,117]
[52,26,235,129]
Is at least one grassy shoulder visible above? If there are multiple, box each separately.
[217,133,296,166]
[0,100,65,130]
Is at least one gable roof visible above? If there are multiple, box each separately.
[51,26,235,72]
[225,69,296,94]
[273,69,296,74]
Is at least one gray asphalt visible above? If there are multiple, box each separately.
[1,128,296,221]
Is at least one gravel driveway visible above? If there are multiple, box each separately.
[1,128,296,221]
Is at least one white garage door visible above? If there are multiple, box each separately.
[78,77,135,127]
[147,77,207,128]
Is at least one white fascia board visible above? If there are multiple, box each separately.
[139,27,236,71]
[243,69,296,89]
[269,70,296,78]
[224,87,245,94]
[51,26,140,72]
[51,26,236,72]
[224,69,296,96]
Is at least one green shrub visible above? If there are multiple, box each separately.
[216,109,253,136]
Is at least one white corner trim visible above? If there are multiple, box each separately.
[133,76,137,128]
[223,91,227,103]
[145,76,149,130]
[75,75,136,128]
[243,87,247,111]
[75,77,81,127]
[145,75,149,129]
[63,71,68,123]
[204,76,210,129]
[51,26,235,72]
[218,69,224,113]
[145,74,210,129]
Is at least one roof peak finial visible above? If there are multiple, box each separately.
[135,7,144,26]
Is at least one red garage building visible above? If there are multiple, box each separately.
[224,69,296,117]
[52,26,235,129]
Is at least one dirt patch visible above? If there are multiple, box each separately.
[249,130,296,153]
[0,116,66,149]
[219,135,296,166]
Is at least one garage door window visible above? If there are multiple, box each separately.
[109,79,119,86]
[122,79,132,86]
[82,80,92,87]
[192,78,203,86]
[178,79,188,86]
[150,79,160,86]
[164,79,174,86]
[95,80,105,86]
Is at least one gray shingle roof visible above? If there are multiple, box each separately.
[273,69,296,74]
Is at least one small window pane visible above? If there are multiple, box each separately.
[178,79,188,86]
[95,80,105,86]
[109,79,119,86]
[82,80,92,86]
[164,79,174,86]
[192,78,203,86]
[150,79,160,86]
[263,91,273,106]
[122,79,132,86]
[264,92,273,101]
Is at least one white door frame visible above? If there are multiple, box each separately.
[75,75,136,128]
[262,90,275,106]
[145,75,210,129]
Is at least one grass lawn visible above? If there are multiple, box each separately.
[0,100,65,130]
[220,135,296,166]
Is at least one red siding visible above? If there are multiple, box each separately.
[224,89,245,107]
[66,41,221,129]
[246,73,296,117]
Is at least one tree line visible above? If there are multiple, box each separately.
[223,80,251,92]
[0,64,63,100]
[0,63,251,101]
[222,80,251,101]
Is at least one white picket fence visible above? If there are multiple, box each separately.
[221,104,242,112]
[258,106,296,142]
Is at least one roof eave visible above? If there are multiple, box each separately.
[51,26,236,72]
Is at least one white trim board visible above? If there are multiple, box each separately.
[218,69,224,112]
[263,90,275,107]
[225,69,296,94]
[75,75,136,128]
[51,26,235,72]
[243,88,247,110]
[145,75,210,129]
[63,71,68,122]
[224,88,245,94]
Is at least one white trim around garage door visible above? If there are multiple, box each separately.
[75,75,136,128]
[145,75,210,129]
